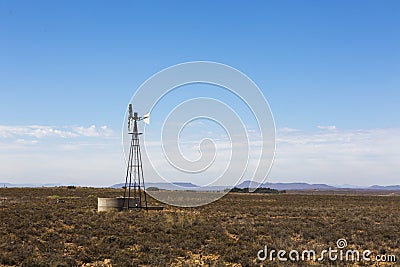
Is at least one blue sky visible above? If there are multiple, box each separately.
[1,1,399,186]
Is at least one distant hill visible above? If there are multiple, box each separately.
[236,181,336,190]
[111,182,212,191]
[2,181,400,191]
[0,182,62,188]
[111,182,229,191]
[235,180,262,188]
[127,181,400,191]
[367,185,400,190]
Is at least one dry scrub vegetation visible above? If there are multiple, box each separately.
[0,187,399,266]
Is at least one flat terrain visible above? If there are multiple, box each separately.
[0,187,399,266]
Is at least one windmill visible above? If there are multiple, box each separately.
[123,104,150,211]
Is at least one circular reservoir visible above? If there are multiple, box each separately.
[98,197,139,211]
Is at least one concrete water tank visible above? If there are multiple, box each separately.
[97,197,139,211]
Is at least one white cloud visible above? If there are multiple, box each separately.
[0,123,399,187]
[0,125,77,138]
[278,127,300,133]
[270,127,400,186]
[15,139,39,145]
[317,125,337,131]
[0,124,121,186]
[72,125,114,137]
[0,125,116,139]
[141,126,400,186]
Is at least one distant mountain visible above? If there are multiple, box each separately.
[137,181,400,191]
[235,180,262,188]
[236,181,400,191]
[335,184,366,189]
[111,182,208,191]
[170,182,197,188]
[0,182,62,188]
[236,181,336,190]
[367,185,400,190]
[2,181,400,191]
[112,182,229,191]
[112,181,338,191]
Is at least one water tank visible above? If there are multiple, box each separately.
[97,197,139,211]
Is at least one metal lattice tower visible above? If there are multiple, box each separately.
[123,104,149,211]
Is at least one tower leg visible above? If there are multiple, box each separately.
[123,130,148,211]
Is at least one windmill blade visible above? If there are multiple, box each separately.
[128,117,133,132]
[143,112,150,124]
[128,104,133,132]
[129,104,133,119]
